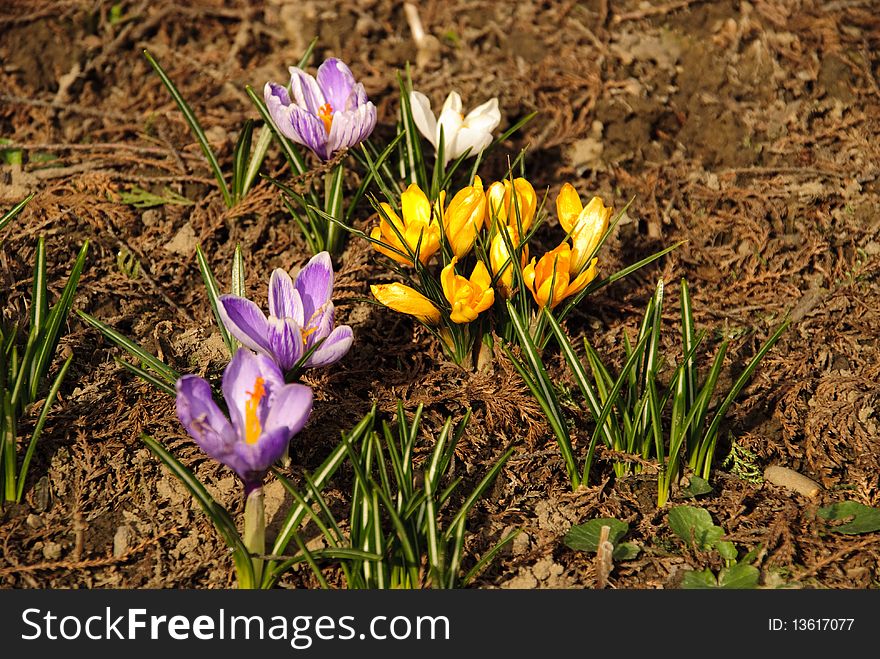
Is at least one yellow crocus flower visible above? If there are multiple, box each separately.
[443,176,486,258]
[486,178,537,233]
[370,183,442,266]
[440,257,495,324]
[522,243,573,309]
[370,283,441,325]
[488,226,528,299]
[556,184,612,273]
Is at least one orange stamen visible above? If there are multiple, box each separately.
[301,303,329,345]
[244,377,266,445]
[318,102,334,134]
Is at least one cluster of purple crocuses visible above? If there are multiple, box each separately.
[175,252,352,493]
[174,56,376,495]
[173,53,499,494]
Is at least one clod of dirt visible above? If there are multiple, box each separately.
[113,525,134,558]
[763,465,822,498]
[42,542,62,561]
[500,557,577,589]
[164,222,198,256]
[566,120,606,175]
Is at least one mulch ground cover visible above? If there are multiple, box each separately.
[1,0,878,589]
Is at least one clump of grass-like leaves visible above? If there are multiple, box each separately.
[144,50,272,209]
[285,402,517,588]
[507,278,788,505]
[1,197,88,503]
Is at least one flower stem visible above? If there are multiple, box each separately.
[324,164,345,256]
[243,486,265,587]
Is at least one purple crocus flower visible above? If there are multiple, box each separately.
[176,348,313,493]
[219,251,353,372]
[264,58,377,161]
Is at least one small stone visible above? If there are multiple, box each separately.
[764,465,822,497]
[26,514,43,529]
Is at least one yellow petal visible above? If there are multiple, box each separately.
[472,286,495,316]
[379,202,403,231]
[470,259,492,290]
[522,257,537,292]
[511,178,537,232]
[486,181,506,226]
[565,258,598,299]
[440,257,460,304]
[556,183,583,234]
[371,225,412,266]
[371,283,440,325]
[486,178,537,233]
[444,178,486,258]
[401,183,431,227]
[570,196,611,272]
[417,223,442,264]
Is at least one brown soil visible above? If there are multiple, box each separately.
[1,0,878,589]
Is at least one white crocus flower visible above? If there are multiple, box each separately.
[409,90,501,166]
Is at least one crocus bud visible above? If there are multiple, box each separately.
[486,178,537,233]
[371,283,441,325]
[488,226,527,299]
[556,185,612,274]
[443,176,486,258]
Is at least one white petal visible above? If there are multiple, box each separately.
[436,106,464,163]
[409,91,437,147]
[463,97,501,133]
[441,91,462,115]
[450,126,493,161]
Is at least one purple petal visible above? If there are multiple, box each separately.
[268,268,297,320]
[231,425,293,487]
[316,58,356,112]
[326,103,376,157]
[264,81,291,108]
[290,289,305,327]
[306,325,353,368]
[357,101,378,142]
[288,66,325,114]
[287,105,330,160]
[265,83,299,142]
[219,295,272,355]
[267,316,305,372]
[228,382,312,487]
[176,375,236,457]
[294,251,334,322]
[222,349,285,442]
[264,382,313,439]
[353,81,369,107]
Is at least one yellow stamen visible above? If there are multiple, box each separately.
[318,102,334,134]
[244,377,266,445]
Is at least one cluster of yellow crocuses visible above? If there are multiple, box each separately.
[369,176,613,328]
